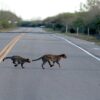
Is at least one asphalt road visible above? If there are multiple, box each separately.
[0,27,100,100]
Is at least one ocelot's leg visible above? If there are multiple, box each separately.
[12,60,16,64]
[21,63,24,69]
[51,61,56,67]
[56,61,61,68]
[13,60,18,67]
[42,61,47,69]
[48,61,53,67]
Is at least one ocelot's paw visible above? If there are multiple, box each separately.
[42,67,45,70]
[14,64,17,67]
[50,65,53,67]
[22,67,24,69]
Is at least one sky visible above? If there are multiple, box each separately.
[0,0,86,20]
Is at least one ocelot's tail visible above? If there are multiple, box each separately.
[32,56,42,61]
[3,57,12,61]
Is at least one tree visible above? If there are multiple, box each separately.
[80,0,100,11]
[0,10,21,29]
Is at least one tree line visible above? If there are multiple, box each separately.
[43,0,100,35]
[0,0,100,36]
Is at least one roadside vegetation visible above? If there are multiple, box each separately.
[0,10,21,31]
[42,0,100,44]
[0,0,100,44]
[45,27,100,45]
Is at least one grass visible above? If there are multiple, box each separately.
[45,28,100,45]
[0,27,17,32]
[65,33,100,45]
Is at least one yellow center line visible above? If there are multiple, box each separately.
[0,33,24,63]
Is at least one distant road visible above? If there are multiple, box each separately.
[0,27,100,100]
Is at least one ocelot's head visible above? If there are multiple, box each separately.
[26,58,31,63]
[60,54,67,59]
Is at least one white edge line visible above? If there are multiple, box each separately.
[53,35,100,62]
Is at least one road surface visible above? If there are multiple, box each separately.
[0,27,100,100]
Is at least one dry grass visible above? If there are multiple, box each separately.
[45,28,100,45]
[65,33,100,45]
